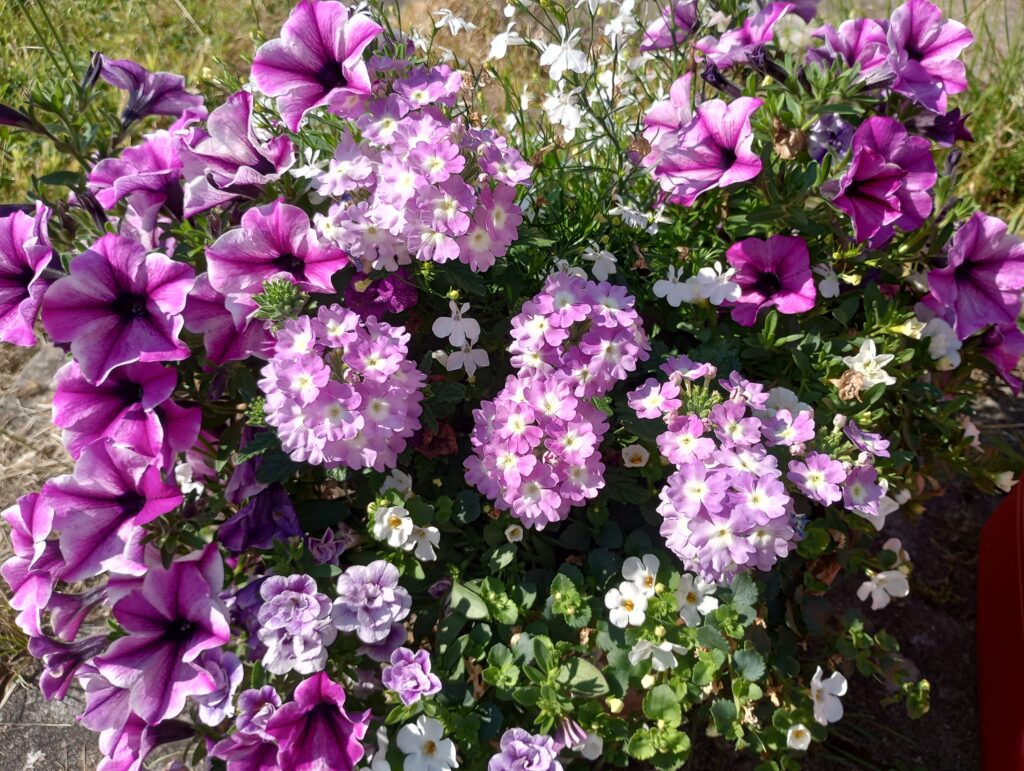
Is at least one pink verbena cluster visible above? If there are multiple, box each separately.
[466,273,650,529]
[637,359,879,582]
[258,304,425,470]
[312,61,531,273]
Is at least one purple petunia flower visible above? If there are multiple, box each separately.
[265,671,371,770]
[823,116,937,245]
[843,420,891,458]
[887,0,973,114]
[926,212,1024,339]
[182,274,274,365]
[94,545,230,725]
[696,2,793,68]
[256,573,338,675]
[725,234,816,327]
[194,648,243,726]
[181,90,295,216]
[382,647,442,705]
[30,635,106,701]
[488,727,564,771]
[0,203,53,347]
[343,268,419,317]
[45,439,183,582]
[205,199,348,297]
[98,56,205,128]
[807,19,891,81]
[218,483,303,554]
[644,96,764,207]
[640,1,699,52]
[0,493,60,636]
[251,0,383,131]
[979,323,1024,394]
[332,559,411,644]
[52,360,200,464]
[42,234,195,385]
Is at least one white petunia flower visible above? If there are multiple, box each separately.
[786,723,812,751]
[621,444,650,468]
[841,339,896,388]
[857,569,909,610]
[372,505,414,548]
[812,263,841,298]
[445,345,490,377]
[604,581,648,627]
[622,553,659,597]
[538,26,589,82]
[504,524,524,543]
[397,716,459,771]
[628,639,687,671]
[582,244,617,281]
[653,266,698,307]
[810,667,847,725]
[676,573,719,626]
[689,261,741,305]
[432,301,481,348]
[407,525,441,561]
[434,8,477,36]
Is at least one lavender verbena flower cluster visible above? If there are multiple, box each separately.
[258,304,426,470]
[256,574,337,675]
[639,358,882,582]
[466,272,650,528]
[309,64,531,273]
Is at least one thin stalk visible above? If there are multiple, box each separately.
[14,0,70,79]
[34,0,79,78]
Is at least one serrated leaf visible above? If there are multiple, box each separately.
[696,624,729,652]
[626,729,657,760]
[733,648,766,681]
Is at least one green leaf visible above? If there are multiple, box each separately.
[643,684,682,726]
[696,624,729,653]
[733,648,766,681]
[710,698,738,734]
[235,430,280,461]
[254,449,300,484]
[452,490,481,525]
[626,729,657,760]
[450,582,489,620]
[558,657,609,696]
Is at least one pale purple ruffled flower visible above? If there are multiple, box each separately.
[696,3,793,68]
[640,1,698,52]
[256,573,338,675]
[488,728,563,771]
[332,560,411,644]
[382,647,442,705]
[0,493,60,636]
[194,648,243,726]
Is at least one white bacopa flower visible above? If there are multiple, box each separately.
[812,263,841,298]
[857,569,910,610]
[922,317,962,370]
[542,87,583,142]
[397,716,459,771]
[382,469,413,498]
[487,21,524,61]
[579,733,603,761]
[882,537,911,570]
[432,301,480,348]
[504,523,524,543]
[622,553,659,597]
[628,639,687,671]
[621,444,650,468]
[810,667,847,725]
[842,339,897,389]
[372,505,414,548]
[582,244,617,281]
[676,573,719,626]
[786,723,812,751]
[434,8,477,36]
[407,525,441,561]
[538,26,589,82]
[604,581,648,627]
[689,261,741,305]
[445,345,490,377]
[653,266,698,307]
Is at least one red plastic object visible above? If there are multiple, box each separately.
[977,482,1024,769]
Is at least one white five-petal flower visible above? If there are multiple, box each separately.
[538,26,589,82]
[857,569,909,610]
[605,581,648,627]
[786,723,812,751]
[622,553,660,597]
[628,639,687,671]
[841,339,896,388]
[397,716,459,771]
[676,573,719,626]
[653,266,697,307]
[432,301,481,348]
[810,667,847,725]
[582,244,618,281]
[372,505,414,548]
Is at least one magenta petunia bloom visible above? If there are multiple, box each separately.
[725,235,816,326]
[99,56,206,127]
[927,212,1024,339]
[183,274,274,365]
[95,545,230,725]
[251,0,383,131]
[205,200,348,297]
[42,234,194,385]
[52,360,199,463]
[823,116,936,245]
[181,90,295,216]
[343,268,418,317]
[645,97,763,207]
[807,19,891,81]
[31,635,107,701]
[1,493,60,636]
[640,1,698,52]
[887,0,973,114]
[0,202,53,347]
[265,671,371,771]
[979,323,1024,394]
[696,2,793,68]
[45,439,183,581]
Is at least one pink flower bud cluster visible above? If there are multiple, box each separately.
[259,304,426,470]
[466,273,651,529]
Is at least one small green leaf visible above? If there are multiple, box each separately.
[643,684,682,726]
[450,582,489,620]
[733,648,766,681]
[558,657,609,696]
[627,729,657,760]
